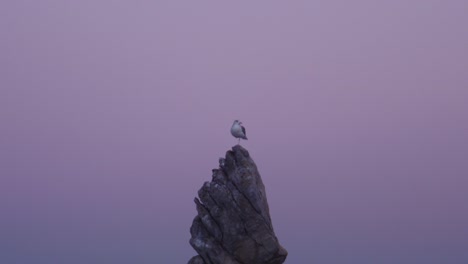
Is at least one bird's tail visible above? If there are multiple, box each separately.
[243,136,248,140]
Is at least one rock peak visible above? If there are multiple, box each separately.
[188,146,288,264]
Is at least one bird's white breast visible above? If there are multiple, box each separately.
[231,124,243,137]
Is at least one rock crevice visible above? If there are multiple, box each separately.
[188,145,288,264]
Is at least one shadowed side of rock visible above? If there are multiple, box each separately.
[188,145,287,264]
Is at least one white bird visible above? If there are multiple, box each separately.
[230,120,248,144]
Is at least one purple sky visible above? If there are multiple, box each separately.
[1,1,468,263]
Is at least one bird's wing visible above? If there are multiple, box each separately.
[241,126,246,136]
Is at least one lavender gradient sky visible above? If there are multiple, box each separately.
[1,1,468,263]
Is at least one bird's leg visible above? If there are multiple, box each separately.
[238,138,240,145]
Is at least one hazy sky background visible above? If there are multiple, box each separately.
[1,1,467,263]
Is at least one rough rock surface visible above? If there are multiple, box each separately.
[188,145,288,264]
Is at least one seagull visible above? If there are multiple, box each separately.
[230,120,248,144]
